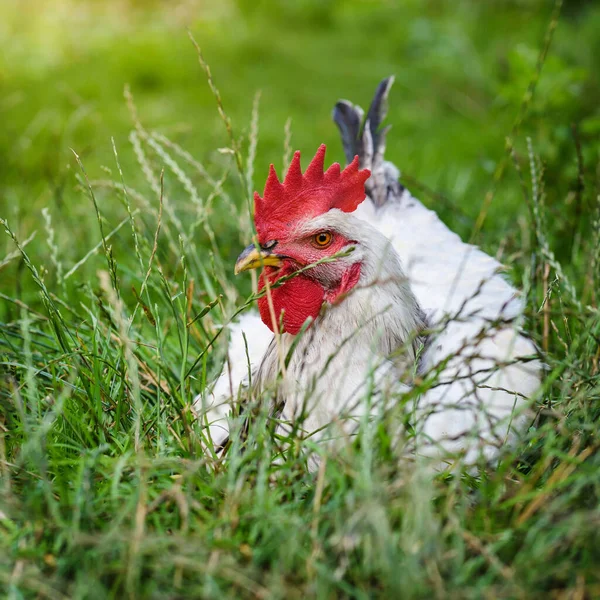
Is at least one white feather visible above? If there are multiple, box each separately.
[194,313,271,449]
[354,184,541,462]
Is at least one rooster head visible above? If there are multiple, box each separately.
[235,144,371,335]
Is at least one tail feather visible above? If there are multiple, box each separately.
[332,76,403,208]
[364,76,394,161]
[332,100,364,165]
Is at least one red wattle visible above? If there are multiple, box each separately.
[258,270,325,335]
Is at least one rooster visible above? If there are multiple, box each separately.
[196,77,541,467]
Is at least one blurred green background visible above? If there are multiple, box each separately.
[1,0,599,283]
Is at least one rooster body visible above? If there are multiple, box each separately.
[197,78,541,465]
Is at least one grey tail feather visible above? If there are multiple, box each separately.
[364,76,394,159]
[332,76,404,208]
[332,76,395,168]
[332,100,364,165]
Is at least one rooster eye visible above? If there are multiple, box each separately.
[312,231,333,248]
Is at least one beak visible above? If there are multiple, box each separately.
[234,244,284,275]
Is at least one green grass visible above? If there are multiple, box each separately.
[1,0,600,597]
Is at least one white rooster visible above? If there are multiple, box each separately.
[196,77,541,467]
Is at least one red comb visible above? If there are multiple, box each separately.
[254,144,370,242]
